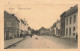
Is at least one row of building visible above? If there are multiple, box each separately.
[50,5,78,40]
[4,11,31,40]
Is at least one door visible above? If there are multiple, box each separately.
[6,31,9,39]
[76,33,78,40]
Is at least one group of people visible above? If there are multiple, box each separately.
[20,31,33,38]
[20,31,39,38]
[20,31,27,38]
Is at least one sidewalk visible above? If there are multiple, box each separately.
[4,37,24,49]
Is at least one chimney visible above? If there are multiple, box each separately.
[70,7,73,9]
[12,14,14,16]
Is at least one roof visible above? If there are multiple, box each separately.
[66,5,78,16]
[20,19,26,25]
[12,14,20,22]
[39,27,50,31]
[4,11,20,22]
[60,12,66,17]
[60,5,78,17]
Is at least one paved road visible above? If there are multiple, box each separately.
[9,35,78,49]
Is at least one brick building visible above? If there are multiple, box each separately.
[4,11,20,40]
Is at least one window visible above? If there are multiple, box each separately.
[73,27,75,31]
[70,17,71,24]
[66,28,68,36]
[73,15,76,23]
[7,22,11,27]
[69,27,71,36]
[66,18,68,25]
[73,33,75,36]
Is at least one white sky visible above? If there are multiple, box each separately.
[4,0,78,30]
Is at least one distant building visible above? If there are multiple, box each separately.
[56,20,61,36]
[50,26,54,36]
[50,22,56,36]
[28,30,31,35]
[65,5,78,39]
[60,12,66,38]
[50,20,61,37]
[4,11,20,40]
[19,19,27,36]
[28,27,32,35]
[39,27,50,35]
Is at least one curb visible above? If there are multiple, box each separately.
[4,38,26,49]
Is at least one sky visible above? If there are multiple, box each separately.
[4,0,78,30]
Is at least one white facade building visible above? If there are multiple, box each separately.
[54,27,56,36]
[56,20,61,36]
[19,19,28,36]
[65,5,78,39]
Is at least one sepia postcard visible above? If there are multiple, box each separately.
[0,0,80,51]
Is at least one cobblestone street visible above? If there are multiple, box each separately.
[9,35,78,49]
